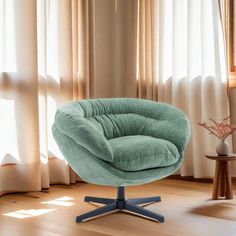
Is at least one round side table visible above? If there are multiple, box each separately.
[206,154,236,200]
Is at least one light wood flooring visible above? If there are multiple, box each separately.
[0,179,236,236]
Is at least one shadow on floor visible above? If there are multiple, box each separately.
[189,202,236,221]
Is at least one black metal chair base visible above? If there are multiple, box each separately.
[76,187,164,223]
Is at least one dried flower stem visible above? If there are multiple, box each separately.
[198,116,236,140]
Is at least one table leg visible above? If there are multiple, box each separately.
[219,161,226,197]
[213,161,221,200]
[225,161,233,199]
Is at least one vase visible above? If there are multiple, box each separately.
[216,139,229,156]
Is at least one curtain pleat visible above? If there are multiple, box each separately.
[135,0,158,99]
[37,0,94,187]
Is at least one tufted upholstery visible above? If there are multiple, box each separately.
[52,98,190,186]
[109,135,180,171]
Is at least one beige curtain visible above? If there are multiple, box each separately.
[85,0,157,99]
[218,0,231,91]
[136,0,158,99]
[0,0,41,195]
[0,0,94,195]
[0,0,232,196]
[218,0,236,157]
[0,0,142,195]
[37,0,96,186]
[119,0,231,178]
[155,0,232,177]
[0,0,158,196]
[115,0,158,99]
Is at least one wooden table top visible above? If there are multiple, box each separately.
[205,153,236,161]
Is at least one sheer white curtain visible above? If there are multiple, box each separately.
[0,0,41,195]
[37,0,77,187]
[156,0,232,177]
[0,0,93,195]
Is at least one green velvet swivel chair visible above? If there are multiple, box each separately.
[52,98,190,223]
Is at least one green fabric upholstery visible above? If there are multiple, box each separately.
[52,98,191,186]
[54,108,113,162]
[109,135,179,171]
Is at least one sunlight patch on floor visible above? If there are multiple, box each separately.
[3,209,55,219]
[41,196,74,206]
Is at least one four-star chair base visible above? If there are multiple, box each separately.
[76,187,165,223]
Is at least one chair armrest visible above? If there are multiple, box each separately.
[53,111,114,163]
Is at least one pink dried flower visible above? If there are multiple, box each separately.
[198,116,236,140]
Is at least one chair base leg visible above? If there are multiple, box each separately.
[84,196,115,205]
[76,187,164,223]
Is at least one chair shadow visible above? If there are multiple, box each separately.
[190,202,236,221]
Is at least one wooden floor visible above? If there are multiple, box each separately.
[0,179,236,236]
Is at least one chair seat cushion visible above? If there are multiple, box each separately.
[108,135,180,172]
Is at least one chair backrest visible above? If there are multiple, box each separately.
[55,98,191,154]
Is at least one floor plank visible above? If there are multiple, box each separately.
[0,179,236,236]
